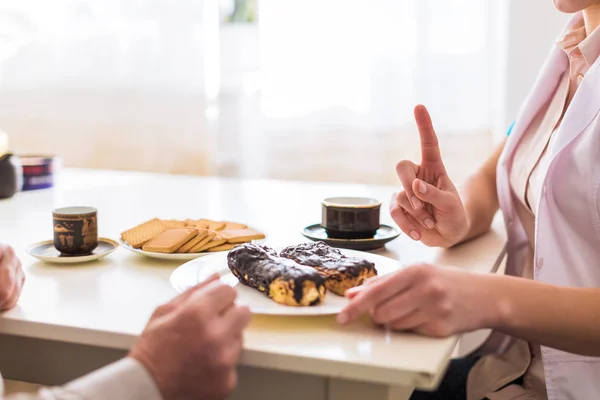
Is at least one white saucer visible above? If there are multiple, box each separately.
[26,238,119,264]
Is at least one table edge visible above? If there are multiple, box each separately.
[0,319,456,389]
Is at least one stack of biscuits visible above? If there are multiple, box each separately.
[121,218,266,254]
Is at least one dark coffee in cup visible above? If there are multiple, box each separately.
[321,197,381,239]
[53,206,98,255]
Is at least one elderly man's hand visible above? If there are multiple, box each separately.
[129,274,252,400]
[0,244,25,311]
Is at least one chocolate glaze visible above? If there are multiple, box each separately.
[227,243,325,304]
[280,242,376,278]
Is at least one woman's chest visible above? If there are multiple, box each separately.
[546,119,600,239]
[535,118,600,286]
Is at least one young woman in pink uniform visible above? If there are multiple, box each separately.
[338,1,600,399]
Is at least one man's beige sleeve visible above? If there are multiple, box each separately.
[1,358,162,400]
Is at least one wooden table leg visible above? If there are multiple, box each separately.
[328,379,414,400]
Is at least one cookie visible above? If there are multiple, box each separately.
[222,228,266,244]
[162,219,187,228]
[184,219,210,229]
[121,218,168,248]
[193,219,226,231]
[196,235,227,252]
[176,229,209,253]
[188,231,217,253]
[223,221,248,230]
[208,243,237,252]
[142,227,198,253]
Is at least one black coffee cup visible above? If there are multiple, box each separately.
[321,197,381,239]
[53,206,98,255]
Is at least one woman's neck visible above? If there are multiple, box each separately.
[583,4,600,35]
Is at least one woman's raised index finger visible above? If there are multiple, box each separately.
[414,105,443,166]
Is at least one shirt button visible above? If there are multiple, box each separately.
[537,257,544,269]
[542,184,547,197]
[577,74,584,84]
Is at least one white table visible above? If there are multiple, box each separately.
[0,169,506,399]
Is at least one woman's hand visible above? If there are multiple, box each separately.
[391,105,469,248]
[0,244,25,311]
[337,264,498,337]
[339,263,600,357]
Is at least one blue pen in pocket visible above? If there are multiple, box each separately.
[507,121,515,136]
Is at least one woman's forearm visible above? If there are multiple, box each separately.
[459,171,499,243]
[455,138,505,244]
[481,273,600,356]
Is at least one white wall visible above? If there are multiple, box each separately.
[491,0,569,140]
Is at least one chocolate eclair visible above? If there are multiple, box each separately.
[227,244,326,306]
[280,242,377,296]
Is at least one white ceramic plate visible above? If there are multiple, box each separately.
[169,246,403,315]
[119,238,267,261]
[26,238,119,264]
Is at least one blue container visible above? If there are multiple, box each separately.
[20,155,58,191]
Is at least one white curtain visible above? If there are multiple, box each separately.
[0,0,218,174]
[0,0,209,91]
[258,0,490,134]
[0,0,492,177]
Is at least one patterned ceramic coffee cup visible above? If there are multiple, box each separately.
[52,206,98,255]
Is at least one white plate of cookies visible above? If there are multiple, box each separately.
[119,218,266,261]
